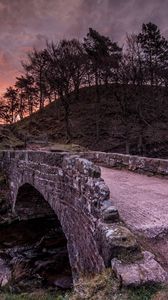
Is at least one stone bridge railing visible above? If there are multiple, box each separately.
[77,152,168,177]
[0,150,119,280]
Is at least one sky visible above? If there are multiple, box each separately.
[0,0,168,94]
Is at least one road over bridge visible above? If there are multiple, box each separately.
[101,167,168,238]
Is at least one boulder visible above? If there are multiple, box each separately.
[99,223,139,266]
[111,251,167,287]
[102,206,119,223]
[102,224,138,250]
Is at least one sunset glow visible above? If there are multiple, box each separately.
[0,0,168,94]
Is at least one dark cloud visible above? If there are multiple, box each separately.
[0,0,168,92]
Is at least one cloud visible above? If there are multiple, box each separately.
[0,0,168,93]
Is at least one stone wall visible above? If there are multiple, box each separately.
[77,152,168,177]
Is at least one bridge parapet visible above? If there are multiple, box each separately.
[77,152,168,177]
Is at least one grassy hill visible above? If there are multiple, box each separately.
[0,125,24,150]
[2,84,168,158]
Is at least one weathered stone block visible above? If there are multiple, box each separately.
[158,160,168,175]
[111,251,167,286]
[102,206,119,223]
[98,223,138,267]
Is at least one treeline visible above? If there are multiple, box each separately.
[1,22,168,147]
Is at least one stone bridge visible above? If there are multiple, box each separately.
[0,150,119,280]
[1,150,168,286]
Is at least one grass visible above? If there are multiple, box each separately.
[0,291,70,300]
[0,280,164,300]
[0,125,24,150]
[69,269,164,300]
[44,142,87,152]
[127,285,162,300]
[69,269,118,300]
[0,269,166,300]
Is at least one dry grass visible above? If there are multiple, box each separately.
[70,269,120,300]
[69,269,164,300]
[0,291,68,300]
[0,125,24,150]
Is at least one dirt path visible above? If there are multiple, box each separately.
[101,167,168,239]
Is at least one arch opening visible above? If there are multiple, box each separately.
[2,183,73,292]
[16,183,56,219]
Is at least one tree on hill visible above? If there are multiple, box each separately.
[59,39,87,102]
[137,22,168,86]
[0,98,9,123]
[3,87,18,123]
[15,76,28,119]
[15,75,38,116]
[118,35,146,154]
[22,49,48,110]
[45,41,74,141]
[84,28,122,140]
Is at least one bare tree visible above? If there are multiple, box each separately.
[3,87,19,123]
[46,41,74,141]
[22,49,48,109]
[58,39,87,101]
[84,28,122,140]
[15,75,37,116]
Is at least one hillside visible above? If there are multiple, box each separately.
[0,125,24,150]
[3,84,168,158]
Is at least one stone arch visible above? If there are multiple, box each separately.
[13,177,104,280]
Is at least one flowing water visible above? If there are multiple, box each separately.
[0,216,73,293]
[0,174,73,295]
